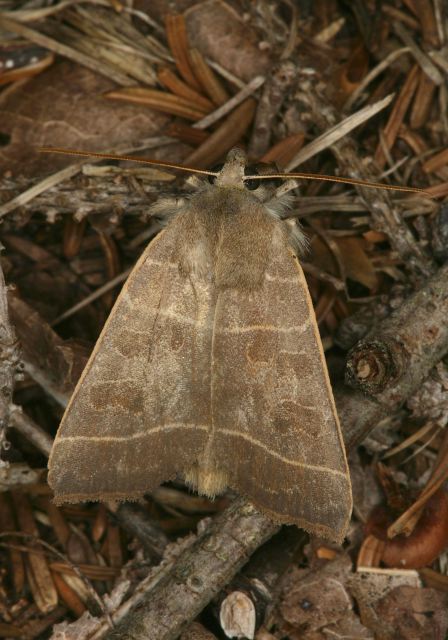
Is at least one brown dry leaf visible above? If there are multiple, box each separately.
[185,1,271,82]
[322,612,374,639]
[337,237,379,291]
[51,571,87,618]
[66,527,99,568]
[157,66,214,111]
[422,147,448,177]
[0,60,168,177]
[420,568,448,592]
[260,132,305,168]
[134,0,271,82]
[349,451,383,523]
[104,87,209,120]
[188,48,230,106]
[311,236,379,291]
[335,42,370,105]
[374,65,420,169]
[8,294,89,401]
[183,97,256,168]
[402,0,440,48]
[165,13,202,91]
[279,555,354,634]
[13,491,58,613]
[375,585,448,639]
[348,570,422,638]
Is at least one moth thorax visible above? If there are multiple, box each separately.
[184,463,228,498]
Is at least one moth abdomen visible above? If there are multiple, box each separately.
[184,463,228,498]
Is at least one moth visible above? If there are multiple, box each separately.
[45,146,428,543]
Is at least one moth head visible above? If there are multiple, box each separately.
[211,149,282,201]
[214,148,247,188]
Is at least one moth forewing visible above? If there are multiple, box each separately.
[48,148,352,543]
[207,230,352,542]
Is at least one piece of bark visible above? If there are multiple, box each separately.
[0,463,46,491]
[334,284,412,350]
[431,203,448,262]
[0,172,170,221]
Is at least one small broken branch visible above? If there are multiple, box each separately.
[0,256,20,461]
[248,60,298,159]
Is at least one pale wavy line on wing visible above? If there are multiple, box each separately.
[57,422,347,479]
[218,428,347,479]
[118,304,312,335]
[219,318,311,335]
[145,259,299,285]
[58,423,208,443]
[264,273,298,283]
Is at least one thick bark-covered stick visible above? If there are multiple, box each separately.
[106,500,279,640]
[341,261,448,448]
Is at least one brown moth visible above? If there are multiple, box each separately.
[47,148,360,542]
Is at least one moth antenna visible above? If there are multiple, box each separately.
[243,172,432,197]
[38,146,219,178]
[39,147,431,197]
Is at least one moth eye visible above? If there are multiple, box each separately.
[244,165,260,190]
[208,163,224,184]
